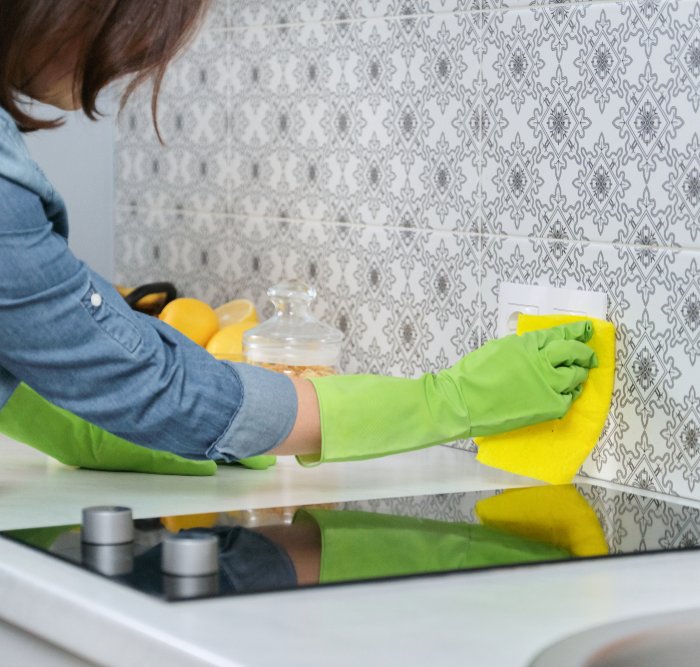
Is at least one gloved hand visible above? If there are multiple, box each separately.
[0,383,216,475]
[298,321,598,465]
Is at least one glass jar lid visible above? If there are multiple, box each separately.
[243,280,343,367]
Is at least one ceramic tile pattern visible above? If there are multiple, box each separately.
[115,0,700,500]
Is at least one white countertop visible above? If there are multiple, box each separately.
[1,436,700,667]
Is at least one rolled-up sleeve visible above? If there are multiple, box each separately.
[0,181,297,461]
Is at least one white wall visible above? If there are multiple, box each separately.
[24,103,115,280]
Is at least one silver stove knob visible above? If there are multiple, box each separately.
[161,533,219,577]
[81,506,134,545]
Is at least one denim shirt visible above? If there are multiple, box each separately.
[0,106,297,461]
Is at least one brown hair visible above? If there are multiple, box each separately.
[0,0,211,137]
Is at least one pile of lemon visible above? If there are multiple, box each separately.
[158,297,258,362]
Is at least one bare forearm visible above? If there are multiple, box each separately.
[269,378,321,457]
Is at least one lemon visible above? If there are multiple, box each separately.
[159,298,219,347]
[214,298,258,327]
[206,321,259,362]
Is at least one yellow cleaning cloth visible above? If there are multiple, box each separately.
[475,485,609,557]
[474,314,616,485]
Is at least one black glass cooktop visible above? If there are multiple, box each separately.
[3,482,699,602]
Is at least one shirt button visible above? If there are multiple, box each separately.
[90,293,103,308]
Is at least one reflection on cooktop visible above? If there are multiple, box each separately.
[3,482,699,602]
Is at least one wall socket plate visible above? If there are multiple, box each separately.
[497,283,608,337]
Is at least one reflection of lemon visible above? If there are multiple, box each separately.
[206,322,259,362]
[161,513,219,532]
[159,298,219,347]
[215,299,258,327]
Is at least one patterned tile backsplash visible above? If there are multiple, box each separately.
[116,0,700,500]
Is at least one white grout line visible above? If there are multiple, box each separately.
[114,205,699,254]
[210,0,642,33]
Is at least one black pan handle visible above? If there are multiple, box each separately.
[123,282,178,309]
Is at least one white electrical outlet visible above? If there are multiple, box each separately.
[497,283,607,337]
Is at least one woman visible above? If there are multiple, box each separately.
[0,0,597,475]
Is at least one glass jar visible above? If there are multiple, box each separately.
[243,280,343,379]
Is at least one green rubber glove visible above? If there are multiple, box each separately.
[229,455,277,470]
[299,321,598,465]
[0,383,216,476]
